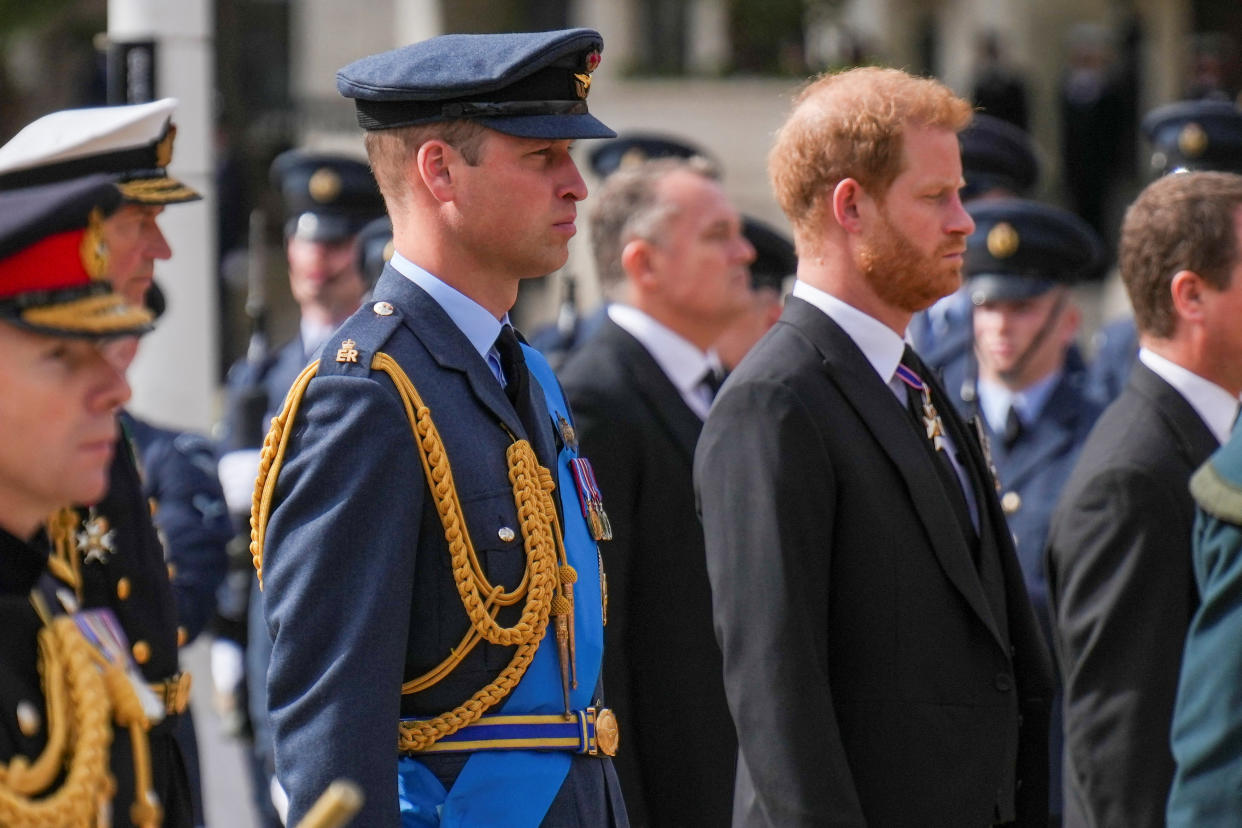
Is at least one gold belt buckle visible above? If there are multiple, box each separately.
[589,707,619,757]
[150,672,192,715]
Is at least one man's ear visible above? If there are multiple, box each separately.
[832,178,868,235]
[621,237,658,289]
[416,140,456,203]
[1170,269,1208,324]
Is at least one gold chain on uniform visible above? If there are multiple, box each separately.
[0,600,163,827]
[250,354,577,753]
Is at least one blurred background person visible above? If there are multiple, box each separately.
[213,148,384,828]
[559,155,754,827]
[1047,170,1242,828]
[942,197,1107,826]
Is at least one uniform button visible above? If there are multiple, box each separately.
[373,301,394,316]
[16,700,41,736]
[116,577,131,601]
[166,563,177,580]
[498,527,516,543]
[148,497,159,517]
[177,626,189,647]
[132,641,151,664]
[994,673,1013,692]
[1001,491,1021,515]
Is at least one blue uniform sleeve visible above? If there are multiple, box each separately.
[261,370,421,828]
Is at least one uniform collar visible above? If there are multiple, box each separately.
[977,370,1063,434]
[389,251,508,363]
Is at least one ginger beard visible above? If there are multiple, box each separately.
[856,206,965,314]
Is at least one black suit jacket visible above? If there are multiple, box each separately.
[694,297,1054,827]
[1046,361,1220,828]
[560,317,735,827]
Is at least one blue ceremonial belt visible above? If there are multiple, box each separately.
[401,707,617,755]
[398,345,607,828]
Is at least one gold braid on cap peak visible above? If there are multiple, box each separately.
[251,352,578,751]
[21,293,153,335]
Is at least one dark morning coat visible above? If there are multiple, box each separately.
[260,266,625,828]
[694,297,1054,827]
[1046,361,1219,828]
[559,317,735,827]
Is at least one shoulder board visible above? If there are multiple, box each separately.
[315,300,404,378]
[1191,444,1242,525]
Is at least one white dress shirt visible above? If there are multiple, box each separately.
[792,280,979,528]
[607,303,722,420]
[1140,347,1241,445]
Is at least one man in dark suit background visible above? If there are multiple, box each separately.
[694,66,1054,827]
[1046,170,1242,828]
[559,156,755,826]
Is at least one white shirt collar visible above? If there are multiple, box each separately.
[1140,347,1241,445]
[389,251,507,363]
[791,280,906,393]
[607,304,719,419]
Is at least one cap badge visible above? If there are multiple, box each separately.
[79,207,109,280]
[574,51,601,100]
[619,147,648,170]
[1178,122,1209,159]
[987,222,1020,259]
[309,167,343,204]
[335,338,360,364]
[155,123,177,168]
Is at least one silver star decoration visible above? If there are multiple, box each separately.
[77,512,116,564]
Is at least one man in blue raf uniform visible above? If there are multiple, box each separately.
[214,150,384,827]
[941,198,1107,824]
[1089,99,1242,404]
[0,176,154,825]
[0,99,225,827]
[252,29,626,827]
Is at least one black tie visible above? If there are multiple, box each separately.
[899,347,976,543]
[700,367,724,401]
[495,325,528,407]
[1003,405,1023,450]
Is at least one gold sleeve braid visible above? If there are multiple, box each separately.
[250,353,576,753]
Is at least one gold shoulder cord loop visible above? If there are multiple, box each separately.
[250,353,578,753]
[0,606,114,827]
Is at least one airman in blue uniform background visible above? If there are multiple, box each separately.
[940,198,1106,825]
[254,29,626,827]
[214,148,384,826]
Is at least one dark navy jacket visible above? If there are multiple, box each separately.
[260,266,623,828]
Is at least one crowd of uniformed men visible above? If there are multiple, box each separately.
[2,23,1242,828]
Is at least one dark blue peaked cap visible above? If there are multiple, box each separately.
[959,113,1040,201]
[336,28,616,140]
[965,198,1105,304]
[587,133,718,179]
[1142,99,1242,176]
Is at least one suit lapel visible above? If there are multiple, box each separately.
[372,268,526,440]
[783,298,1003,645]
[598,318,702,461]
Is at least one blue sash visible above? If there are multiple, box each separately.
[399,345,606,827]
